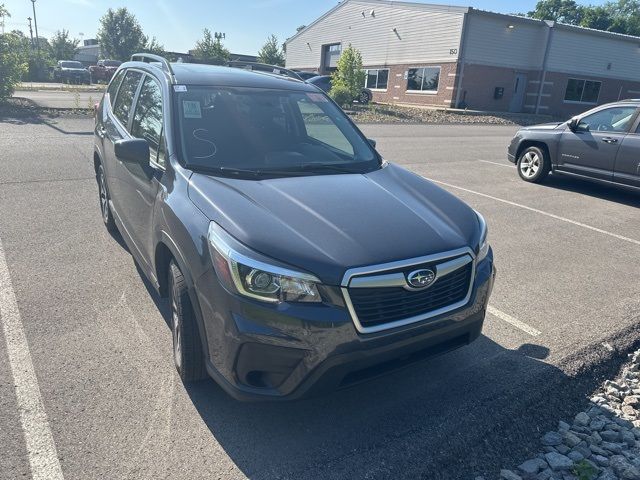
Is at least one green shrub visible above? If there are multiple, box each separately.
[329,85,353,108]
[0,32,28,102]
[331,45,366,102]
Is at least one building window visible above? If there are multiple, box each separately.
[407,67,440,93]
[364,69,389,90]
[564,79,601,104]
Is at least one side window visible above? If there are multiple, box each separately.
[131,76,165,167]
[579,107,637,133]
[112,71,143,129]
[296,97,354,155]
[107,70,125,106]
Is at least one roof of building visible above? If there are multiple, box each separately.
[285,0,640,46]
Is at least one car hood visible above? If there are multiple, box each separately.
[188,163,480,285]
[522,122,564,131]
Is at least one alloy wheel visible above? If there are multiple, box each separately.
[519,151,540,179]
[99,171,109,223]
[171,285,182,369]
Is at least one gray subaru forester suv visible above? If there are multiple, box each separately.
[94,54,495,401]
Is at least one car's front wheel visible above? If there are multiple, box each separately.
[97,164,118,233]
[359,89,373,105]
[517,146,550,183]
[169,261,206,383]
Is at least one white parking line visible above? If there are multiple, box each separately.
[429,179,640,247]
[479,160,515,168]
[487,305,541,337]
[0,236,64,480]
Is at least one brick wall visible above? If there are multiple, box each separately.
[457,64,541,113]
[539,71,640,118]
[365,63,458,108]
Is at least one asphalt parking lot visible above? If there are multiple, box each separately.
[0,114,639,480]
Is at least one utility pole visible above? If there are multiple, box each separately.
[30,0,40,55]
[27,17,34,47]
[214,32,226,41]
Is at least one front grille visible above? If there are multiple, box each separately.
[347,262,473,329]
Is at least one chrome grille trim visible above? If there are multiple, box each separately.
[341,247,476,334]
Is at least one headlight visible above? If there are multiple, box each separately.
[475,211,490,262]
[207,222,322,303]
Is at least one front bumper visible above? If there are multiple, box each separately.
[195,252,495,401]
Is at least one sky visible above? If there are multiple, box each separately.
[1,0,608,55]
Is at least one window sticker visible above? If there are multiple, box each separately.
[183,100,202,119]
[306,93,328,103]
[173,85,187,92]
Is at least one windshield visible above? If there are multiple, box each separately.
[175,87,379,177]
[61,61,83,69]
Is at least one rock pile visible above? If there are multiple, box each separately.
[479,350,640,480]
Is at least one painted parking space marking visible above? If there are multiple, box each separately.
[428,178,640,247]
[479,160,515,168]
[0,235,64,480]
[487,305,541,337]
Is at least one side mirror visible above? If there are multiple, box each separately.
[568,117,579,131]
[114,138,150,165]
[368,138,377,148]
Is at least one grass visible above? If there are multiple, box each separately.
[572,459,599,480]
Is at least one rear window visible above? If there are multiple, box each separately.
[112,71,142,128]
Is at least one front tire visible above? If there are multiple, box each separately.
[517,146,550,183]
[359,89,373,105]
[169,261,206,383]
[97,164,118,233]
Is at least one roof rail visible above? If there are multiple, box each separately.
[227,61,302,81]
[130,53,176,83]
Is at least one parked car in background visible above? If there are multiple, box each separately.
[53,61,91,84]
[292,70,319,81]
[93,53,495,401]
[89,59,122,83]
[508,100,640,191]
[307,75,373,105]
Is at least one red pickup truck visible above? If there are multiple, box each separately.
[88,60,121,83]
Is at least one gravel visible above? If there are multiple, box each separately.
[476,350,640,480]
[347,103,556,126]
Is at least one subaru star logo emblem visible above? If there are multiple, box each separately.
[406,268,436,289]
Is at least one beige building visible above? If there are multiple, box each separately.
[285,0,640,117]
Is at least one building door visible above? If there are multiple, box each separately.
[321,44,341,74]
[509,73,527,113]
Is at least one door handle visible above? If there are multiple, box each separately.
[602,137,618,144]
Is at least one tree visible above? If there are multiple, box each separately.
[527,0,583,24]
[596,0,640,35]
[579,5,615,31]
[142,36,165,56]
[330,45,365,104]
[192,28,230,65]
[527,0,640,35]
[257,34,285,66]
[50,29,79,61]
[97,8,147,61]
[0,5,28,101]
